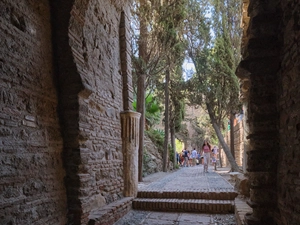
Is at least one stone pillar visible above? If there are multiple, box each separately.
[121,110,140,197]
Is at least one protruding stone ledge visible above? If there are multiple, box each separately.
[235,198,253,225]
[88,197,133,225]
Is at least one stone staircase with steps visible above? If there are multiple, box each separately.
[133,188,238,213]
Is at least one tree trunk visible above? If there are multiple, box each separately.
[206,103,240,172]
[163,68,170,172]
[137,0,148,181]
[136,74,145,181]
[170,114,176,169]
[230,113,235,159]
[218,143,223,168]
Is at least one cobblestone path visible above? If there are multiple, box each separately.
[115,166,237,225]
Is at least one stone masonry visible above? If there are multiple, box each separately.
[234,118,244,167]
[277,1,300,224]
[0,1,67,224]
[238,0,300,224]
[1,0,300,225]
[0,0,137,225]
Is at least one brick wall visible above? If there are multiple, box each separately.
[237,0,300,224]
[1,0,132,224]
[0,1,67,224]
[220,119,244,168]
[233,119,244,167]
[277,1,300,224]
[51,0,132,224]
[238,0,282,223]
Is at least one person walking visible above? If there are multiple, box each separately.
[188,150,192,167]
[201,140,211,173]
[211,146,218,170]
[191,148,198,166]
[180,150,185,167]
[183,149,189,167]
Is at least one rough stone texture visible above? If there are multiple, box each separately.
[235,198,252,225]
[51,0,133,224]
[1,0,300,224]
[234,174,250,198]
[1,0,133,224]
[143,136,163,177]
[0,0,68,224]
[89,197,133,225]
[277,1,300,224]
[234,119,244,167]
[238,0,300,224]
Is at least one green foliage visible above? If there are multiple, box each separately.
[175,139,184,153]
[145,94,162,128]
[168,144,174,163]
[143,151,150,164]
[145,129,165,153]
[185,0,242,129]
[133,93,162,129]
[173,98,185,132]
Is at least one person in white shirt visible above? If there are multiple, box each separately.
[191,148,198,166]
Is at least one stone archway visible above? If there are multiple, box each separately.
[51,0,138,224]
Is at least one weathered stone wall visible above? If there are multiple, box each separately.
[0,1,67,224]
[238,0,282,224]
[233,119,244,167]
[237,0,300,224]
[73,0,125,217]
[277,1,300,224]
[51,0,132,224]
[1,0,133,224]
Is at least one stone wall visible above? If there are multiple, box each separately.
[219,118,244,169]
[0,1,67,224]
[277,1,300,224]
[0,0,133,224]
[51,0,132,224]
[238,0,300,224]
[233,118,244,167]
[71,0,126,221]
[220,131,230,167]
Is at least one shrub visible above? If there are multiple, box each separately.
[145,129,164,153]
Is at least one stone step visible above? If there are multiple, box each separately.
[137,189,237,200]
[132,198,235,213]
[235,198,253,225]
[88,197,133,225]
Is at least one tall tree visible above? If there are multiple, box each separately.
[169,66,186,167]
[132,0,187,174]
[132,0,166,180]
[155,0,187,172]
[136,0,147,182]
[185,0,242,171]
[163,63,170,171]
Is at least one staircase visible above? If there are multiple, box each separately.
[133,188,238,213]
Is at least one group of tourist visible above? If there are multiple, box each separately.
[178,140,218,173]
